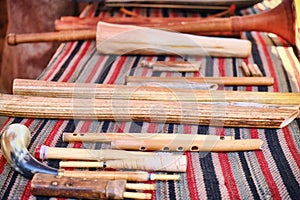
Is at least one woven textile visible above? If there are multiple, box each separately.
[0,0,300,199]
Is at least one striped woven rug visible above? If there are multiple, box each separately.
[0,0,299,199]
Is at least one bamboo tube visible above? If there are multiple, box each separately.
[125,76,274,86]
[58,170,181,181]
[95,22,251,58]
[35,145,162,161]
[62,132,234,142]
[14,79,300,106]
[0,93,298,128]
[31,174,153,199]
[111,138,263,152]
[59,155,187,172]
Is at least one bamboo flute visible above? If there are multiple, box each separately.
[13,79,300,106]
[31,174,153,199]
[111,138,263,152]
[35,145,162,161]
[0,93,298,128]
[62,132,234,143]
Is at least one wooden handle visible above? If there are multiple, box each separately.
[35,145,159,161]
[111,139,264,152]
[0,93,298,128]
[125,76,274,86]
[59,155,187,172]
[62,132,234,142]
[7,30,96,45]
[96,21,251,58]
[59,170,180,181]
[31,173,152,199]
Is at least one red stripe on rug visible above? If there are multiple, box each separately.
[282,127,300,169]
[250,129,281,199]
[217,128,240,199]
[184,125,200,200]
[107,56,127,84]
[62,41,93,82]
[43,120,65,146]
[255,33,279,91]
[44,43,75,81]
[20,181,32,200]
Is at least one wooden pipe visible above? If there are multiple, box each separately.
[31,173,153,199]
[7,21,251,58]
[7,0,297,49]
[0,93,298,128]
[0,124,180,181]
[13,78,300,106]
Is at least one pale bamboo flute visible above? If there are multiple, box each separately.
[13,78,300,106]
[35,145,163,161]
[111,138,263,152]
[0,93,298,128]
[62,132,234,142]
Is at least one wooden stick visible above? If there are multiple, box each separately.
[111,138,263,152]
[0,93,298,128]
[7,30,96,45]
[59,170,181,181]
[240,62,251,77]
[59,155,187,172]
[35,145,161,161]
[62,132,234,142]
[31,173,152,199]
[95,22,251,58]
[251,64,263,77]
[125,76,274,86]
[140,60,201,72]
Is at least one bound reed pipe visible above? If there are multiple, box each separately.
[0,124,180,181]
[31,174,153,199]
[58,156,186,172]
[13,79,300,106]
[0,93,298,128]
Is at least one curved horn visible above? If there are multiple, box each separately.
[0,124,58,179]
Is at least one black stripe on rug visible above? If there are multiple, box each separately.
[265,129,300,198]
[51,41,84,82]
[95,55,117,83]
